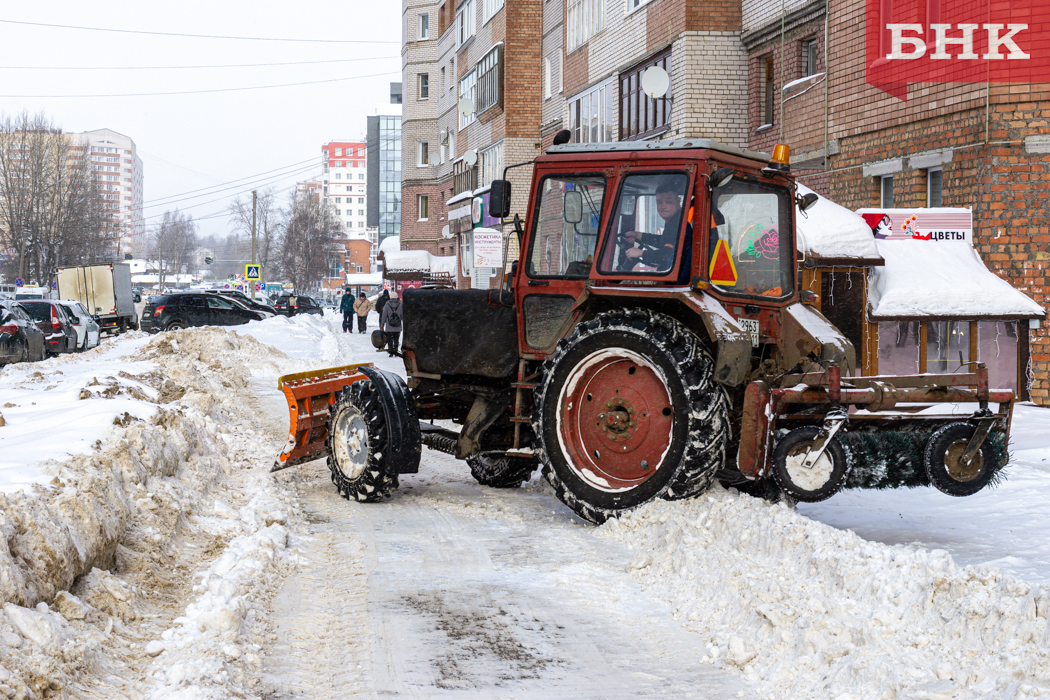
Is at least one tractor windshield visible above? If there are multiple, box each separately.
[709,178,793,298]
[526,174,606,278]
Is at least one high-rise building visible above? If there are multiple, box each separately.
[321,139,369,241]
[77,129,144,259]
[367,84,403,245]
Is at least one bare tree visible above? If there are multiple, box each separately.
[226,187,282,278]
[279,191,337,292]
[0,111,106,286]
[149,210,198,290]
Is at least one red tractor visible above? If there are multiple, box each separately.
[275,138,1012,524]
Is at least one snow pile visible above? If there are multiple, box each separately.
[795,183,882,263]
[599,487,1050,700]
[0,323,311,697]
[868,239,1045,319]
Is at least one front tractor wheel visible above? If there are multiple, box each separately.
[534,309,729,524]
[327,380,399,502]
[467,454,539,489]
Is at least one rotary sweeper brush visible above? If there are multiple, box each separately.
[273,136,1015,524]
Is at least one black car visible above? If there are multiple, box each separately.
[19,301,78,356]
[141,292,265,333]
[0,301,46,365]
[274,294,324,317]
[205,289,276,317]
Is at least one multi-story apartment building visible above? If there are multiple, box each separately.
[321,139,369,240]
[367,84,404,247]
[401,0,544,289]
[77,129,144,259]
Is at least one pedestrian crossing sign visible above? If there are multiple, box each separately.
[245,265,262,281]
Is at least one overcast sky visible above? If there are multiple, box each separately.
[0,1,401,239]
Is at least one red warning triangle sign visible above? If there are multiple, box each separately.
[709,239,738,286]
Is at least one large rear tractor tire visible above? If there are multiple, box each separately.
[534,309,729,524]
[327,380,400,502]
[467,454,539,489]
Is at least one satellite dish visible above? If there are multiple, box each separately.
[463,149,478,167]
[641,67,670,99]
[458,96,474,116]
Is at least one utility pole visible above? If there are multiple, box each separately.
[251,190,257,300]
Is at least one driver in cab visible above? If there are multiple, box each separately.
[619,181,690,272]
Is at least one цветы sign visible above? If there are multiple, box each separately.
[867,0,1050,99]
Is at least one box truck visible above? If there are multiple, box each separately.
[56,263,138,334]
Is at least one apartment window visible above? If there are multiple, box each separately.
[482,0,504,22]
[479,141,504,188]
[763,55,775,126]
[441,66,446,93]
[459,69,478,128]
[336,197,342,203]
[448,59,455,90]
[620,49,671,141]
[457,0,475,46]
[570,78,616,144]
[419,141,430,166]
[420,13,430,39]
[335,173,342,179]
[419,195,430,220]
[475,45,502,115]
[802,38,819,77]
[567,0,604,52]
[881,176,894,207]
[419,73,430,100]
[627,0,654,13]
[358,197,365,204]
[359,209,365,216]
[544,57,552,99]
[358,173,365,180]
[928,169,943,207]
[335,148,343,156]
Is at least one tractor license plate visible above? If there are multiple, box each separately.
[738,318,760,347]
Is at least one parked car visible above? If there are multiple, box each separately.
[56,300,101,351]
[274,294,324,317]
[0,300,46,365]
[141,292,265,333]
[204,289,276,317]
[133,290,142,303]
[19,300,78,356]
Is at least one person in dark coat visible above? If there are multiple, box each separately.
[375,289,389,320]
[339,290,354,333]
[379,291,403,357]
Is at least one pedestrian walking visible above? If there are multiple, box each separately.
[375,289,389,321]
[287,293,297,317]
[339,290,355,333]
[353,292,372,333]
[379,291,403,356]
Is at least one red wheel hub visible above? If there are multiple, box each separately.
[558,349,674,492]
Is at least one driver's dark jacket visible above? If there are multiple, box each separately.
[618,211,691,278]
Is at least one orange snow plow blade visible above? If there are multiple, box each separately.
[272,363,372,472]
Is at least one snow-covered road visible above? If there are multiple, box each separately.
[0,310,1049,698]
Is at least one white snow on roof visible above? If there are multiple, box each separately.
[868,239,1045,319]
[795,184,882,262]
[343,272,384,286]
[384,249,458,275]
[378,235,401,258]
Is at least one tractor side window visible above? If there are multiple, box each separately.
[709,178,793,298]
[526,174,606,278]
[597,172,690,276]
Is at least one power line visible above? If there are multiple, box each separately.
[0,56,399,71]
[0,19,399,44]
[143,164,321,212]
[0,71,400,98]
[143,156,319,205]
[141,166,322,218]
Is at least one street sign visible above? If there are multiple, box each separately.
[245,265,261,281]
[14,278,23,287]
[51,282,57,290]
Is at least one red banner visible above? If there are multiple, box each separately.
[866,0,1050,99]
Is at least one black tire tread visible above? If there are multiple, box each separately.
[326,380,399,503]
[533,308,729,524]
[467,455,539,489]
[771,426,849,503]
[923,422,997,497]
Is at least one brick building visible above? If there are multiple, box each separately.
[319,235,374,292]
[743,0,1050,402]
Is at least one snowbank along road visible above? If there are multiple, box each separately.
[0,312,1047,698]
